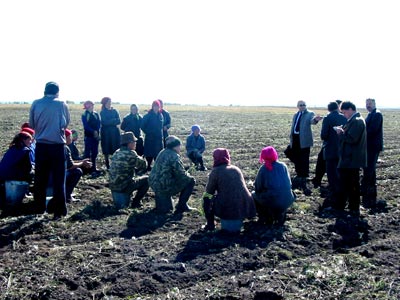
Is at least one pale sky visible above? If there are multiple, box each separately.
[1,0,399,108]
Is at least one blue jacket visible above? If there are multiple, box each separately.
[254,161,295,210]
[0,146,32,182]
[186,134,205,156]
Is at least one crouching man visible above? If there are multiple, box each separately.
[65,129,92,202]
[109,132,149,208]
[149,136,196,214]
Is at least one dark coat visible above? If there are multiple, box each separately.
[0,146,32,182]
[338,112,367,169]
[82,110,101,138]
[100,108,121,155]
[121,113,143,139]
[161,109,171,139]
[365,108,383,153]
[141,110,164,158]
[320,111,347,160]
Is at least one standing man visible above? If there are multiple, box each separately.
[289,100,322,195]
[29,82,70,219]
[158,99,171,148]
[320,101,347,204]
[361,98,383,207]
[335,101,367,216]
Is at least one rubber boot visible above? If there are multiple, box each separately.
[301,177,312,196]
[203,197,215,231]
[174,179,196,214]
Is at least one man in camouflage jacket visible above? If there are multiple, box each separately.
[149,136,195,214]
[109,132,149,208]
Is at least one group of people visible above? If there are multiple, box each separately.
[287,99,383,216]
[0,81,383,231]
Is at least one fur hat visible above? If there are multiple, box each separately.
[120,132,137,145]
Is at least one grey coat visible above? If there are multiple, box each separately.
[290,109,317,148]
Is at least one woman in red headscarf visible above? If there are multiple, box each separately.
[253,146,295,226]
[202,148,256,233]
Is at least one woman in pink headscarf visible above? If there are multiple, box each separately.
[253,146,295,226]
[202,148,256,233]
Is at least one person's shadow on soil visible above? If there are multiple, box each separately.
[0,214,49,248]
[120,209,184,238]
[69,199,126,222]
[175,221,286,262]
[328,215,370,250]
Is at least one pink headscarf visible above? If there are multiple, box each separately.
[259,146,278,171]
[152,100,162,111]
[213,148,231,167]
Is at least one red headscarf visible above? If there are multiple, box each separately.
[20,123,35,135]
[259,146,278,171]
[213,148,230,167]
[152,100,161,109]
[21,127,35,136]
[65,129,72,137]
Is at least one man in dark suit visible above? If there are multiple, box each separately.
[361,98,383,207]
[320,101,347,204]
[335,101,367,216]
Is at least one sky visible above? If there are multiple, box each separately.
[1,0,399,108]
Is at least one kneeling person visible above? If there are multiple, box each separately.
[149,136,196,214]
[65,129,93,202]
[252,146,295,226]
[109,132,149,208]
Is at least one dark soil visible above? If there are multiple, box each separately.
[0,105,399,299]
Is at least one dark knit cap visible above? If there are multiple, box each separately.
[120,132,137,145]
[165,136,181,149]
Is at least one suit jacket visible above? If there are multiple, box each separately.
[320,111,347,160]
[290,109,317,148]
[338,112,367,168]
[365,108,383,153]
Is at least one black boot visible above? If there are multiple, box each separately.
[174,179,196,214]
[300,177,312,196]
[131,180,149,208]
[203,196,215,231]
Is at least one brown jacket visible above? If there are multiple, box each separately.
[206,164,256,220]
